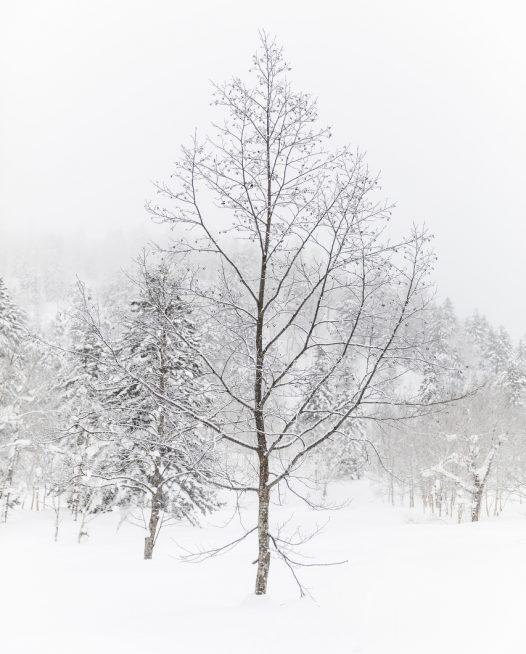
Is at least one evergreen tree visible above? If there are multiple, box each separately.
[304,347,366,496]
[419,298,463,403]
[465,310,491,349]
[485,326,513,377]
[0,278,27,520]
[0,278,25,357]
[76,258,221,558]
[503,339,526,407]
[54,291,116,539]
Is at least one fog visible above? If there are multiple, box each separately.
[2,0,526,334]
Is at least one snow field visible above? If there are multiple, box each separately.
[2,479,526,654]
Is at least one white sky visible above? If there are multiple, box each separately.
[1,0,526,335]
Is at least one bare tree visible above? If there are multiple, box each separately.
[147,33,436,595]
[424,432,505,522]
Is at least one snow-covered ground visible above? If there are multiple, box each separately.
[2,480,526,654]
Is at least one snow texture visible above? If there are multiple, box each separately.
[1,479,525,654]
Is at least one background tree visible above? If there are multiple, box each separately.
[53,292,116,541]
[303,346,367,498]
[370,303,526,521]
[0,278,27,521]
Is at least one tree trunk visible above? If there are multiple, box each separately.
[253,66,273,597]
[255,452,270,595]
[31,483,41,511]
[388,473,395,506]
[471,482,483,522]
[144,486,162,560]
[78,510,89,543]
[72,489,79,521]
[2,447,19,523]
[144,331,167,562]
[54,503,61,542]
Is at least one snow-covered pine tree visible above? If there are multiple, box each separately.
[466,312,513,382]
[305,346,366,498]
[419,298,464,403]
[79,257,220,559]
[486,326,513,378]
[54,293,116,540]
[0,278,27,521]
[465,310,491,350]
[0,278,25,352]
[501,338,526,408]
